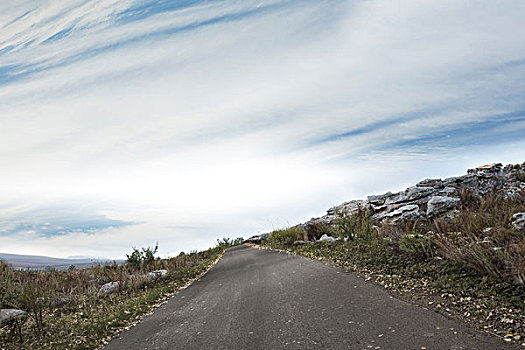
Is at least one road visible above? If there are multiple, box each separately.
[104,245,511,350]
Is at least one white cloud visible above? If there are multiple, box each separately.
[0,0,524,258]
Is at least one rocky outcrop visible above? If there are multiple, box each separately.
[307,163,525,226]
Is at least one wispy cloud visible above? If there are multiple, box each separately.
[1,0,524,258]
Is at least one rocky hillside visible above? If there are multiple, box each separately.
[257,162,525,345]
[308,162,525,226]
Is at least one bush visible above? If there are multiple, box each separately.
[335,208,375,240]
[126,244,158,270]
[399,233,436,260]
[0,260,17,309]
[215,237,244,248]
[433,191,525,285]
[267,227,303,246]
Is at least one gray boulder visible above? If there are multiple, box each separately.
[405,186,435,201]
[416,178,443,188]
[437,186,457,197]
[511,212,525,229]
[384,192,407,205]
[147,270,168,279]
[306,216,335,225]
[327,200,366,215]
[98,281,121,297]
[384,187,434,206]
[383,204,420,223]
[426,196,460,217]
[245,235,262,242]
[317,234,336,243]
[367,193,392,206]
[0,309,27,324]
[50,295,76,307]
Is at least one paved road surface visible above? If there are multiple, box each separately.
[104,245,511,350]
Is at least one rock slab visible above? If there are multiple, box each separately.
[0,309,27,324]
[98,281,121,297]
[511,212,525,229]
[306,162,525,226]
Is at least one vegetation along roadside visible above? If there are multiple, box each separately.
[0,238,242,350]
[257,187,525,347]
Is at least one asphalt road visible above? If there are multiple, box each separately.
[104,245,511,350]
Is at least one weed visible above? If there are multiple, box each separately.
[433,191,525,285]
[267,227,304,247]
[304,222,334,241]
[399,233,436,260]
[335,207,375,240]
[458,187,481,211]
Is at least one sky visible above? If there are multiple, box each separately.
[1,0,524,259]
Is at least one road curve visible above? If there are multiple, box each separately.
[104,245,510,350]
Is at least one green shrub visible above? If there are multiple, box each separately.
[399,233,436,260]
[335,208,375,240]
[267,227,303,246]
[215,237,244,248]
[126,243,158,270]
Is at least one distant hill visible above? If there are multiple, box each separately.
[0,252,124,271]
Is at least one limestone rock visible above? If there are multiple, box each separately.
[437,186,457,197]
[245,233,270,242]
[416,179,443,188]
[426,196,460,217]
[98,281,120,297]
[511,212,525,230]
[317,234,336,243]
[327,200,366,215]
[367,193,392,206]
[383,204,420,223]
[0,309,27,324]
[147,270,168,279]
[306,162,523,228]
[405,186,435,201]
[50,295,76,307]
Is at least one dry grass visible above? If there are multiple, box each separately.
[0,243,233,349]
[267,227,304,246]
[432,191,525,285]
